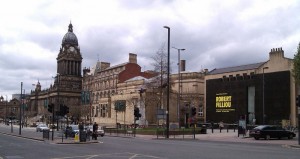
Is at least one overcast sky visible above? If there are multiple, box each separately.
[1,0,300,99]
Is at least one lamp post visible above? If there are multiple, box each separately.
[19,82,23,135]
[172,47,185,128]
[262,67,268,125]
[163,26,170,138]
[5,95,8,126]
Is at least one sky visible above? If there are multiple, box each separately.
[1,0,300,100]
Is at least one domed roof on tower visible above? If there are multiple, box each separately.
[62,22,78,46]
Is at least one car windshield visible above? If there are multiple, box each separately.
[253,125,265,130]
[70,125,78,130]
[39,124,47,127]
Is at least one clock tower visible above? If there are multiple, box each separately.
[54,23,82,113]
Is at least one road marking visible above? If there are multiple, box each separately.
[51,152,165,159]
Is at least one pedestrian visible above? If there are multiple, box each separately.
[219,121,224,133]
[92,122,98,140]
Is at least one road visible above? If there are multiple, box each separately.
[0,132,299,159]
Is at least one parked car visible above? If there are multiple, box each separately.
[85,125,105,137]
[65,125,79,137]
[249,125,296,140]
[36,124,50,132]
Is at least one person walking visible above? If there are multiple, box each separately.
[92,122,98,140]
[219,121,224,133]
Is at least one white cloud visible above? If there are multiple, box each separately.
[0,0,300,99]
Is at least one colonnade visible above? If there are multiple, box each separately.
[57,60,81,76]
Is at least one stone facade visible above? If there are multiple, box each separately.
[0,96,21,122]
[82,53,158,127]
[28,23,82,123]
[82,55,206,127]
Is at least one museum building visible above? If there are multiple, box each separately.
[205,47,298,127]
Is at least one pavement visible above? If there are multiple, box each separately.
[0,124,99,144]
[1,124,299,148]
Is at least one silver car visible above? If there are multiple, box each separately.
[85,125,105,137]
[36,124,50,132]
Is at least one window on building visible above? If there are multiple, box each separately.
[95,106,99,117]
[198,106,203,117]
[100,104,108,117]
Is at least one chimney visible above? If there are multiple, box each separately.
[180,60,186,72]
[129,53,137,64]
[204,69,208,74]
[269,47,284,60]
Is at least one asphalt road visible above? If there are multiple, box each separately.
[0,133,299,159]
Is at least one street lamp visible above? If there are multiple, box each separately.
[19,82,23,135]
[262,66,269,125]
[172,47,185,128]
[163,26,170,138]
[5,95,8,125]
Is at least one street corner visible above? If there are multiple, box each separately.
[286,144,300,149]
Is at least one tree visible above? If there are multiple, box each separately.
[293,42,300,83]
[146,43,171,109]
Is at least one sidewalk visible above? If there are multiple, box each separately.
[0,124,99,144]
[134,128,300,148]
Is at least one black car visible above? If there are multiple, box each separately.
[249,125,296,140]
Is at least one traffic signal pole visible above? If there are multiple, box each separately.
[52,105,54,140]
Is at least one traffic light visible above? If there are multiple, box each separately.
[59,105,69,116]
[191,107,196,116]
[48,103,53,113]
[65,105,69,114]
[134,107,141,119]
[60,104,64,115]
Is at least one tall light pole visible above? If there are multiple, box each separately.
[5,95,8,125]
[19,82,23,135]
[262,67,268,125]
[163,26,170,138]
[172,47,185,128]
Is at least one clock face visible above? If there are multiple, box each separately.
[69,46,75,52]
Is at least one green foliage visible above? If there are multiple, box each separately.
[293,42,300,83]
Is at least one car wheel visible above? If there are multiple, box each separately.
[265,135,270,140]
[254,137,259,140]
[288,134,293,139]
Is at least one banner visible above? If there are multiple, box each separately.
[216,93,235,113]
